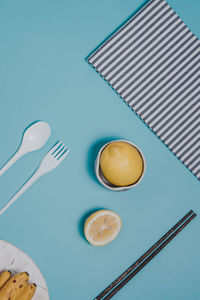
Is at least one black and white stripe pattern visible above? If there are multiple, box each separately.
[88,0,200,180]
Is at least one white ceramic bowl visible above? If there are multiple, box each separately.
[95,140,146,191]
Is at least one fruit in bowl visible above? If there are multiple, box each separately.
[100,141,144,187]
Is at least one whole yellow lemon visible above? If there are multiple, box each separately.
[100,141,144,186]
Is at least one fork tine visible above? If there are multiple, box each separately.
[57,147,69,160]
[56,146,67,159]
[51,141,63,155]
[54,145,65,158]
[50,141,62,154]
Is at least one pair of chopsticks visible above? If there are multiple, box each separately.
[95,210,196,300]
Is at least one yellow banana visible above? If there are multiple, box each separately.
[0,271,11,289]
[16,283,37,300]
[11,283,28,300]
[0,272,29,300]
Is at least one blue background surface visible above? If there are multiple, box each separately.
[0,0,199,299]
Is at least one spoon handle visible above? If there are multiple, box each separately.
[0,149,24,176]
[0,170,42,215]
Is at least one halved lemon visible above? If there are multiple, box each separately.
[84,210,122,246]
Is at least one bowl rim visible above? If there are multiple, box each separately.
[95,139,146,191]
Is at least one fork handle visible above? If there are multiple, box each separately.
[0,170,42,215]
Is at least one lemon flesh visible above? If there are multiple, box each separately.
[84,210,121,246]
[100,141,143,186]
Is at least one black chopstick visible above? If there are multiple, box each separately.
[95,210,196,300]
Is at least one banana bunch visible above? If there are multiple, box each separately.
[0,270,37,300]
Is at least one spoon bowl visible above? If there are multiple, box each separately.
[21,121,51,153]
[0,121,51,176]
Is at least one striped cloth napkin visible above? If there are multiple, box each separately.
[87,0,200,180]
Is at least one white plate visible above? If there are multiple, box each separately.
[0,240,49,300]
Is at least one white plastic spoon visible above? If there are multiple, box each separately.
[0,121,51,176]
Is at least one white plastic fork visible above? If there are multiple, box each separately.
[0,141,69,215]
